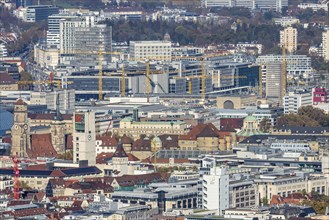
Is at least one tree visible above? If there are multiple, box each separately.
[259,118,271,133]
[298,106,329,127]
[19,181,31,190]
[261,197,269,206]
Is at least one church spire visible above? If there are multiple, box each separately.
[55,93,63,121]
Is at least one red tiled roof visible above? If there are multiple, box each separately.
[96,152,139,164]
[50,170,66,177]
[0,72,16,85]
[12,208,48,218]
[96,135,118,147]
[132,138,151,151]
[7,200,31,207]
[34,192,46,202]
[115,172,169,187]
[220,118,244,130]
[121,134,133,144]
[179,123,220,140]
[113,143,127,157]
[27,134,58,158]
[14,99,25,105]
[158,135,179,149]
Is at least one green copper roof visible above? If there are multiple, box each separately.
[244,115,258,121]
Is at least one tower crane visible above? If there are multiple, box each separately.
[11,157,20,200]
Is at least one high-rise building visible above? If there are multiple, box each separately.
[323,30,329,61]
[202,167,229,215]
[74,24,112,67]
[266,62,282,99]
[283,90,312,114]
[73,111,96,165]
[129,41,172,61]
[280,27,298,54]
[25,5,59,22]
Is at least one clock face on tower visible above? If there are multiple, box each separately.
[14,124,19,130]
[88,135,92,141]
[23,124,28,130]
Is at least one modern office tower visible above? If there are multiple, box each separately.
[74,24,112,67]
[129,41,172,61]
[48,13,99,48]
[203,0,288,11]
[280,27,298,54]
[323,30,329,61]
[283,90,312,114]
[25,5,59,22]
[203,0,234,7]
[266,62,282,99]
[73,111,96,165]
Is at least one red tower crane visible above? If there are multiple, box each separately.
[12,157,20,200]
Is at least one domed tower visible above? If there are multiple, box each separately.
[11,99,30,157]
[50,93,66,154]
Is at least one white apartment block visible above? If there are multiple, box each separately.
[280,27,298,53]
[204,0,234,7]
[298,3,329,11]
[323,30,329,61]
[283,91,312,114]
[129,41,172,61]
[274,17,299,27]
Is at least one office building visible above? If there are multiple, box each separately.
[256,55,312,77]
[73,111,96,165]
[129,41,172,61]
[280,27,298,54]
[266,62,282,99]
[47,13,99,48]
[203,0,288,12]
[33,44,59,69]
[46,89,75,113]
[73,24,112,67]
[25,5,59,22]
[0,44,8,58]
[283,90,312,114]
[323,30,329,61]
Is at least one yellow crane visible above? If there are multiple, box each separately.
[63,49,121,100]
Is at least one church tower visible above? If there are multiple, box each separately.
[112,141,128,175]
[50,93,66,154]
[11,99,30,157]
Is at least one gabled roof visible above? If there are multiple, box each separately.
[15,99,25,105]
[220,118,244,130]
[50,170,66,178]
[179,123,221,140]
[113,143,128,158]
[158,134,179,149]
[96,152,139,164]
[27,134,58,158]
[96,135,118,147]
[132,138,151,151]
[121,134,133,144]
